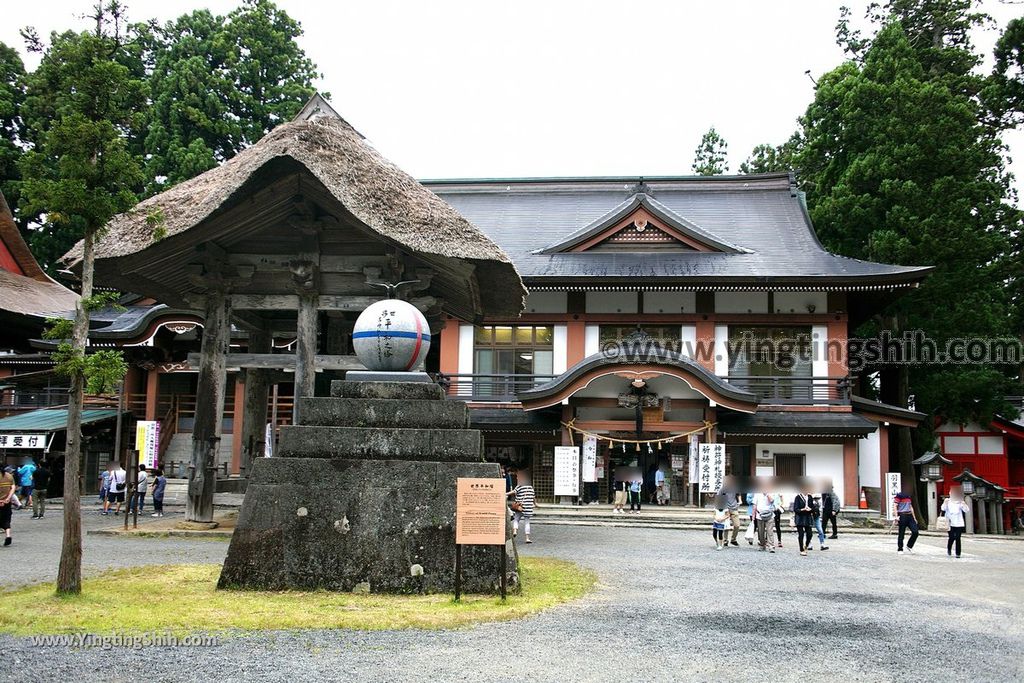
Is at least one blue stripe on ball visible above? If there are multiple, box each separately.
[352,330,432,342]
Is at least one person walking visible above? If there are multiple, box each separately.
[15,457,36,511]
[712,503,729,551]
[103,461,127,516]
[895,491,919,553]
[654,467,668,505]
[753,487,776,553]
[719,477,741,547]
[810,491,829,551]
[150,468,166,517]
[942,490,970,558]
[793,490,815,556]
[772,492,784,548]
[628,477,642,514]
[98,464,111,506]
[508,475,535,544]
[821,488,840,539]
[0,466,15,546]
[30,459,50,520]
[130,464,149,514]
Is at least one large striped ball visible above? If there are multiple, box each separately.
[353,299,431,372]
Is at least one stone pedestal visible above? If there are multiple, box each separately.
[218,380,517,594]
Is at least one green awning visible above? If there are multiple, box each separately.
[0,408,122,433]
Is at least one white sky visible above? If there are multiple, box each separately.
[2,0,1022,185]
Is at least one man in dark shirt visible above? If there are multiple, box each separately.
[821,489,840,539]
[31,459,50,520]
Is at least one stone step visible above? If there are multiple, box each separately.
[277,425,482,461]
[330,380,444,401]
[296,397,468,429]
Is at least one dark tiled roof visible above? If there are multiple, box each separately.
[719,410,877,437]
[425,174,932,287]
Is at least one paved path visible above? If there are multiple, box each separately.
[1,516,1022,683]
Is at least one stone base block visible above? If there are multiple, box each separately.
[295,397,469,429]
[330,380,444,401]
[218,457,517,594]
[345,371,433,383]
[277,425,482,461]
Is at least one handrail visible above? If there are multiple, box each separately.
[157,394,178,462]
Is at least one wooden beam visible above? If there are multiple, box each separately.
[187,352,361,370]
[229,294,436,312]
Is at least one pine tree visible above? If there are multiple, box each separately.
[0,43,27,230]
[691,127,729,175]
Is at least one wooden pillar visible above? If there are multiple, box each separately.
[230,374,245,475]
[187,290,231,523]
[878,424,890,511]
[144,368,159,421]
[240,329,272,476]
[293,293,319,423]
[439,318,460,375]
[843,438,858,510]
[695,320,715,373]
[566,320,586,366]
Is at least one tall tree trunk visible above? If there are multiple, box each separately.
[56,230,95,595]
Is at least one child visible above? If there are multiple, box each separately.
[713,507,729,550]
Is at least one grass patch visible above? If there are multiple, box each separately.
[0,557,594,635]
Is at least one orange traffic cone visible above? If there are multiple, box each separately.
[858,488,868,509]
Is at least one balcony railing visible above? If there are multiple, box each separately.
[439,374,557,402]
[724,376,850,404]
[438,373,850,404]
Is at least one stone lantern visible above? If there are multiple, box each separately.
[912,451,953,530]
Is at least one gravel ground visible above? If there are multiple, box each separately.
[1,516,1022,683]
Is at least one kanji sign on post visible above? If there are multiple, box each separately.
[885,472,902,521]
[455,478,507,545]
[581,436,598,483]
[698,443,725,493]
[553,446,580,496]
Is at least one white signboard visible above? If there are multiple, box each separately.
[264,422,274,458]
[581,436,598,483]
[554,446,580,497]
[0,433,46,449]
[698,443,726,493]
[135,420,161,468]
[885,471,902,521]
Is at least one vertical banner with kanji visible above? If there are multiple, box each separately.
[581,436,598,483]
[885,472,902,521]
[135,420,160,468]
[553,446,580,496]
[698,443,725,493]
[688,435,700,482]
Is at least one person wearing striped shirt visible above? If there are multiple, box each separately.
[507,473,535,544]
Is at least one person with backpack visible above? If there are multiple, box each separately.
[30,458,50,520]
[15,457,36,511]
[895,491,919,553]
[103,461,127,516]
[151,468,167,518]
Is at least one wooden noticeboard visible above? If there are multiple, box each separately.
[455,478,507,546]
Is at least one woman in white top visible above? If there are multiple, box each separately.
[941,491,970,558]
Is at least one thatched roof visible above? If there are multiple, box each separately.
[61,106,525,319]
[0,191,78,319]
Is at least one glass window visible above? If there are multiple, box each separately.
[727,326,813,376]
[473,325,555,376]
[599,325,682,352]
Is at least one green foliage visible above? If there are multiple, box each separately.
[143,0,319,191]
[691,127,729,175]
[42,317,74,340]
[82,291,124,313]
[739,135,801,174]
[0,42,27,227]
[83,349,127,394]
[796,20,1019,423]
[19,15,148,270]
[145,206,167,241]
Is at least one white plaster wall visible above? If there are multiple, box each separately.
[943,436,975,454]
[680,325,697,359]
[585,292,638,313]
[457,324,474,375]
[714,324,729,376]
[758,442,845,496]
[774,291,827,314]
[715,291,768,313]
[978,436,1004,454]
[553,325,568,374]
[812,324,829,379]
[523,291,567,314]
[858,429,881,488]
[644,291,697,313]
[584,325,600,356]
